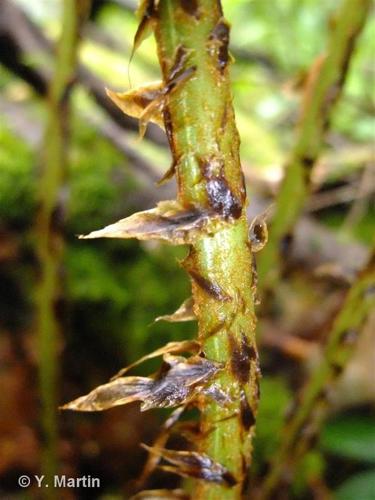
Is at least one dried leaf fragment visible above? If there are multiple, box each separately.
[133,0,159,55]
[136,406,187,488]
[60,376,151,412]
[112,339,200,379]
[142,445,237,486]
[155,298,196,323]
[79,201,225,245]
[61,354,221,412]
[106,84,165,134]
[107,46,195,139]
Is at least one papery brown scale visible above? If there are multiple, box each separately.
[155,297,196,323]
[143,446,237,486]
[61,353,221,412]
[133,0,158,55]
[79,201,225,245]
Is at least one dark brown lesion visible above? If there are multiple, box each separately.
[166,45,196,93]
[241,453,251,496]
[250,253,260,305]
[163,107,176,157]
[208,18,231,73]
[330,361,343,377]
[187,269,232,302]
[179,0,200,19]
[240,390,255,431]
[228,331,255,385]
[299,154,315,184]
[198,155,242,219]
[162,46,197,170]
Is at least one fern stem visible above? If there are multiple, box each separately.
[257,0,370,287]
[34,0,89,486]
[261,251,375,498]
[154,1,258,498]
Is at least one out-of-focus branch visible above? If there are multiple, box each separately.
[34,0,90,488]
[257,0,371,287]
[260,250,375,499]
[0,0,166,146]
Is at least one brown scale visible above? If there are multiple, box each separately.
[239,390,255,431]
[207,18,231,73]
[163,107,176,155]
[205,320,226,340]
[220,103,228,130]
[198,155,242,219]
[79,200,224,246]
[133,0,158,56]
[299,154,315,184]
[228,331,256,385]
[107,45,196,143]
[250,253,260,305]
[187,269,232,302]
[143,445,238,486]
[179,0,200,19]
[161,46,196,184]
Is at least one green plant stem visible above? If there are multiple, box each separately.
[35,0,89,486]
[260,251,375,499]
[257,0,370,287]
[154,1,258,498]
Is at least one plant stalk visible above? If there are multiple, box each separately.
[260,250,375,499]
[257,0,370,288]
[154,1,259,498]
[34,0,89,486]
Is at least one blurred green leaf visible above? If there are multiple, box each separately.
[253,376,291,466]
[293,450,325,497]
[335,470,375,500]
[321,415,375,464]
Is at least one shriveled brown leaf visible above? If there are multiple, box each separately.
[106,84,165,139]
[133,0,159,55]
[61,354,221,412]
[142,445,237,486]
[111,340,200,380]
[136,406,187,489]
[131,489,189,500]
[108,45,195,139]
[79,201,224,244]
[60,376,151,412]
[155,298,196,323]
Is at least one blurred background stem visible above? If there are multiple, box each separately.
[34,0,90,486]
[257,0,370,289]
[260,250,375,499]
